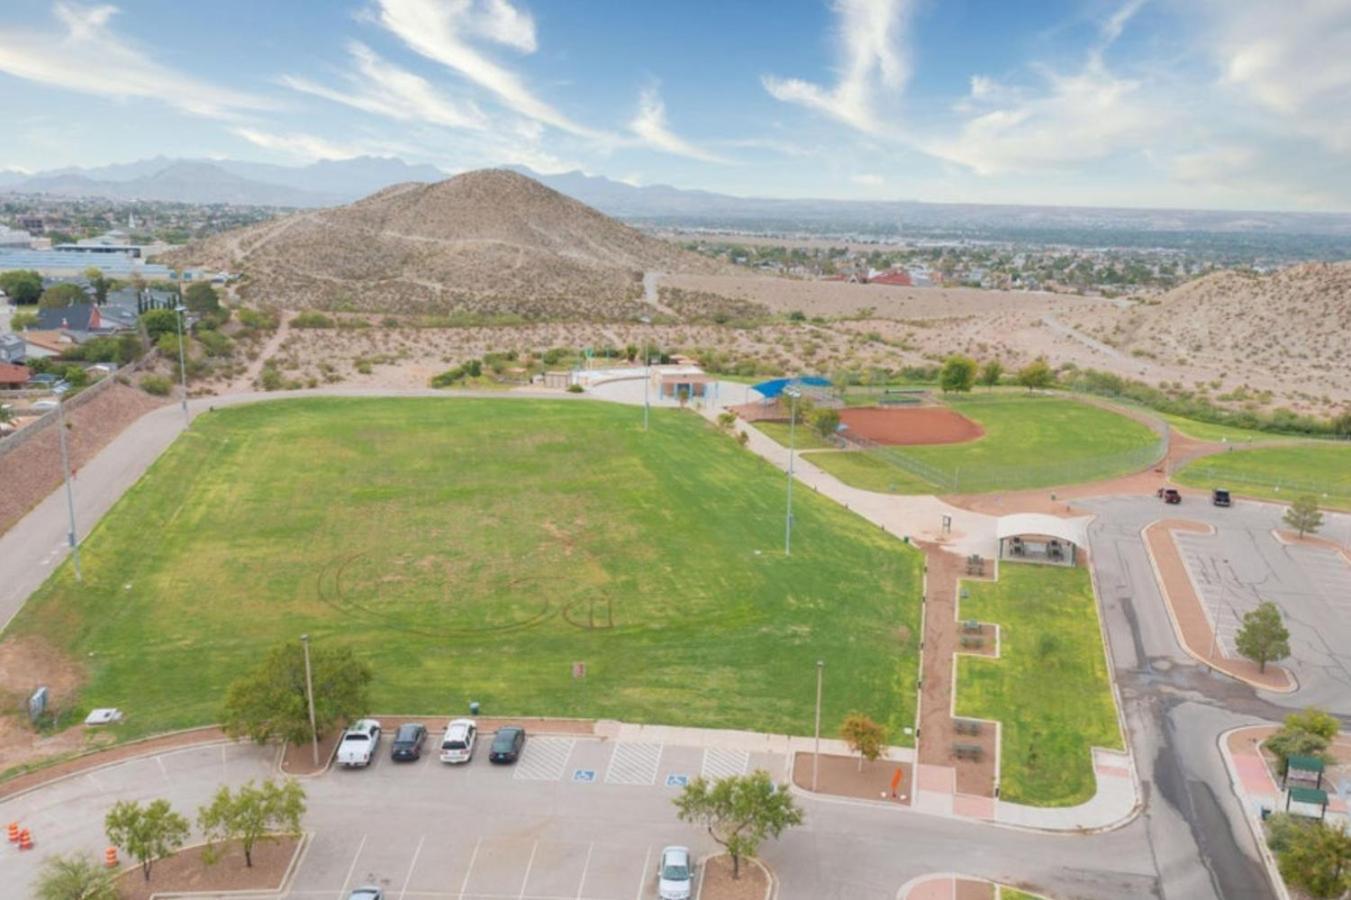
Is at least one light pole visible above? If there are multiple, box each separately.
[812,659,824,791]
[300,634,319,767]
[643,347,651,432]
[1209,558,1229,663]
[785,386,801,556]
[53,384,81,582]
[173,304,189,426]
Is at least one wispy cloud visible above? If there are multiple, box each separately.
[0,2,268,118]
[762,0,914,133]
[281,42,487,130]
[233,127,372,161]
[374,0,603,139]
[629,86,729,163]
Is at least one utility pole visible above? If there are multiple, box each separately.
[785,387,801,556]
[812,659,824,791]
[643,346,651,432]
[300,634,319,767]
[54,386,80,582]
[174,304,189,427]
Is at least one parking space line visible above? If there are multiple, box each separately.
[575,842,594,900]
[635,845,651,900]
[517,840,539,899]
[155,755,170,783]
[337,833,367,899]
[398,834,425,900]
[458,836,482,900]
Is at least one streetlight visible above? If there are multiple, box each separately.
[173,304,189,427]
[1209,558,1229,664]
[812,659,824,791]
[643,345,652,433]
[300,634,319,767]
[53,383,81,582]
[784,386,802,556]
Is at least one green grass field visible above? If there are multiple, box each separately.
[803,395,1159,494]
[955,563,1123,807]
[5,398,924,742]
[752,420,833,450]
[1175,443,1351,510]
[1159,413,1282,444]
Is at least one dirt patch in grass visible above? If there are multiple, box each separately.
[0,634,86,707]
[115,835,301,899]
[791,751,912,805]
[699,854,770,900]
[838,405,983,446]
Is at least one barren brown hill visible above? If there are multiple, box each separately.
[164,169,716,319]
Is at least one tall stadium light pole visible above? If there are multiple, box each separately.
[174,304,189,427]
[812,659,824,791]
[785,386,801,556]
[300,634,319,767]
[54,384,81,582]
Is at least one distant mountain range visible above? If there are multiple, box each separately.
[3,156,1350,251]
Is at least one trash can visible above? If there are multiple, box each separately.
[469,701,480,716]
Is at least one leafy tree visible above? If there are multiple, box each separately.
[84,267,112,305]
[39,282,88,309]
[1284,495,1324,538]
[1283,708,1340,741]
[716,411,737,430]
[0,404,13,425]
[198,779,306,867]
[221,640,373,745]
[978,360,1004,390]
[939,355,977,393]
[673,770,803,879]
[1267,708,1339,774]
[1016,358,1055,390]
[105,799,190,882]
[1275,819,1351,898]
[184,281,220,315]
[34,852,118,900]
[12,309,38,329]
[839,712,889,771]
[0,269,43,305]
[1234,601,1290,673]
[140,308,180,341]
[811,407,840,439]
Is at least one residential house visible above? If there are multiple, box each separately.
[20,330,72,359]
[33,303,135,339]
[0,362,30,390]
[0,333,24,364]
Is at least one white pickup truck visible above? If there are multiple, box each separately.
[336,719,382,767]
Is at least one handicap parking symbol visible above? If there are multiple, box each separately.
[572,769,597,783]
[665,774,689,788]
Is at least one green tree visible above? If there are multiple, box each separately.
[198,779,306,867]
[939,355,977,393]
[39,282,87,309]
[1016,358,1055,390]
[105,799,190,882]
[221,640,373,745]
[0,269,43,305]
[1234,601,1290,673]
[184,281,220,315]
[12,309,38,329]
[84,267,112,305]
[34,853,118,900]
[140,308,179,341]
[1266,708,1339,774]
[811,406,841,439]
[1276,819,1351,898]
[978,360,1004,390]
[1284,495,1324,538]
[839,712,889,771]
[673,770,804,879]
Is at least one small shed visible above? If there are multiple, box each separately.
[996,514,1091,567]
[655,370,714,400]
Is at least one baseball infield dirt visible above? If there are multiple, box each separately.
[838,406,983,446]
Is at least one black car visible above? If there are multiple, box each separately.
[1212,488,1232,507]
[489,726,526,764]
[390,723,426,761]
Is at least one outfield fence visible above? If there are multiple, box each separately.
[1176,464,1343,500]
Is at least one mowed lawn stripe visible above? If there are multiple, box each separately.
[5,397,923,742]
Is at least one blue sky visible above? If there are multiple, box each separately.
[1,0,1348,211]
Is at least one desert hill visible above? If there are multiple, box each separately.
[165,169,716,319]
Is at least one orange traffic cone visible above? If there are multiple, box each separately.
[5,822,17,843]
[104,846,118,868]
[18,828,32,850]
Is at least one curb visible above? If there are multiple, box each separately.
[695,852,776,900]
[118,831,311,899]
[1215,725,1290,900]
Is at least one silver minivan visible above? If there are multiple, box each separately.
[440,718,477,763]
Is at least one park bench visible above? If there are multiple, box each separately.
[961,619,982,634]
[952,742,983,761]
[966,554,985,575]
[954,719,983,736]
[959,635,984,649]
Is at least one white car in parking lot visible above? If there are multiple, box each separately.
[439,718,477,763]
[336,719,382,767]
[657,846,694,900]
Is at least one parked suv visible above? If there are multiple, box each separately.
[1157,487,1182,504]
[657,846,694,900]
[440,718,477,764]
[1212,488,1232,507]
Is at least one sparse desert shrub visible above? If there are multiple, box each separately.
[292,311,335,329]
[566,383,584,393]
[140,374,172,396]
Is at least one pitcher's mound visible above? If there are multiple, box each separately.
[839,406,983,446]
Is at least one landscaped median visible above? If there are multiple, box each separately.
[954,563,1124,807]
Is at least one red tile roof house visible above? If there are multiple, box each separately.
[0,362,31,390]
[869,270,913,286]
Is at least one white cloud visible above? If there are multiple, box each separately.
[374,0,602,138]
[762,0,914,133]
[281,42,486,130]
[233,127,369,161]
[0,2,268,118]
[629,87,729,163]
[851,173,884,186]
[1209,0,1351,152]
